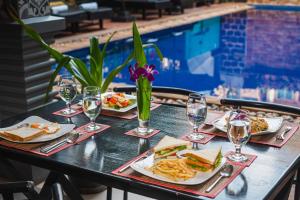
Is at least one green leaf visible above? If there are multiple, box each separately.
[45,56,71,101]
[143,43,163,61]
[101,52,134,93]
[72,58,97,86]
[89,56,98,80]
[132,22,147,66]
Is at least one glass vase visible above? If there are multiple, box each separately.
[136,78,152,135]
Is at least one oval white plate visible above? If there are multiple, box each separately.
[212,112,283,136]
[130,153,226,185]
[0,116,75,143]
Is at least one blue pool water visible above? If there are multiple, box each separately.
[65,6,300,107]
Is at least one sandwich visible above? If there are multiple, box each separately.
[183,147,222,172]
[154,136,191,159]
[30,123,60,134]
[0,127,45,142]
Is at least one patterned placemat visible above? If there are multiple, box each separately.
[199,122,299,148]
[124,129,161,139]
[180,133,215,144]
[101,103,161,120]
[112,151,249,199]
[224,151,257,167]
[52,104,83,118]
[0,123,110,157]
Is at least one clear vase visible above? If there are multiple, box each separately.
[136,78,152,135]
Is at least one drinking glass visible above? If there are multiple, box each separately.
[186,93,207,141]
[59,75,77,115]
[227,110,251,162]
[82,86,102,131]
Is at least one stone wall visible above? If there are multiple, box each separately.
[248,0,300,5]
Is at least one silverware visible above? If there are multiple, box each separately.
[205,164,233,193]
[118,151,152,173]
[276,126,292,141]
[40,131,80,154]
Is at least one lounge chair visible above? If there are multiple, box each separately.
[112,0,173,20]
[50,1,112,32]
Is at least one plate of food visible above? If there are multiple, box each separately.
[213,112,283,136]
[102,92,137,112]
[0,116,75,143]
[130,135,225,185]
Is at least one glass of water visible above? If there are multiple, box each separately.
[82,86,102,131]
[59,75,77,115]
[186,93,207,141]
[227,110,251,162]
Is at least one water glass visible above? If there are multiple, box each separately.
[82,86,102,131]
[186,93,207,141]
[227,110,251,162]
[59,75,77,115]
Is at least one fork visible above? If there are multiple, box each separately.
[276,126,292,141]
[118,151,152,173]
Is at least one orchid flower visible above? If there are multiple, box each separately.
[129,63,158,82]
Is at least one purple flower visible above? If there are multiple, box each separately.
[129,63,158,82]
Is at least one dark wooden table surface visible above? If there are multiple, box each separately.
[0,100,299,200]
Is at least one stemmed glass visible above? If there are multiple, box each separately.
[58,74,77,115]
[186,93,207,141]
[82,86,102,131]
[227,110,251,162]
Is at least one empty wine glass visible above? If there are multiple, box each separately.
[227,110,251,162]
[186,93,207,141]
[59,74,77,115]
[82,86,102,131]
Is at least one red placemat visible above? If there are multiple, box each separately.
[199,122,299,148]
[124,129,161,139]
[0,123,110,157]
[224,152,257,167]
[52,104,83,118]
[112,151,247,199]
[180,133,215,144]
[101,103,161,120]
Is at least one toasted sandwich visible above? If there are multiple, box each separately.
[154,136,191,159]
[0,127,45,142]
[183,147,222,171]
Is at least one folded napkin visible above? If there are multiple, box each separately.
[51,5,69,14]
[79,2,98,11]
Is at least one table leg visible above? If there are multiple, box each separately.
[107,186,112,200]
[142,9,146,20]
[158,9,162,18]
[52,183,63,200]
[295,170,300,200]
[123,190,128,200]
[99,19,103,30]
[39,171,83,200]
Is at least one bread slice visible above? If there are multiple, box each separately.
[154,136,191,152]
[183,147,222,165]
[0,127,45,142]
[154,136,191,159]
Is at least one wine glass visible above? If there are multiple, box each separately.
[58,74,77,115]
[186,93,207,141]
[227,110,251,162]
[82,86,102,131]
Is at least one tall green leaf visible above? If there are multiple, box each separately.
[142,43,163,61]
[101,52,134,93]
[132,22,147,66]
[72,58,97,86]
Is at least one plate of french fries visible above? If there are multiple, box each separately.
[130,154,226,185]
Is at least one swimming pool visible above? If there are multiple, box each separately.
[66,6,300,107]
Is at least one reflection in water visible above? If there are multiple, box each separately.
[226,173,248,197]
[66,8,300,107]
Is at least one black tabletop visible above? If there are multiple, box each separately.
[0,100,299,200]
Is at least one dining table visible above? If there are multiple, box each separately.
[0,99,299,200]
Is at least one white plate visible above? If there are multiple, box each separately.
[78,92,137,113]
[213,112,283,136]
[130,153,226,185]
[0,116,75,143]
[101,92,137,113]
